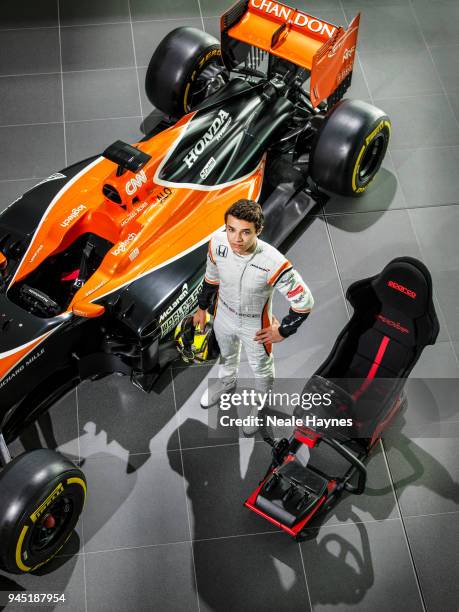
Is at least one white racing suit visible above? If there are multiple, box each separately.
[198,230,314,391]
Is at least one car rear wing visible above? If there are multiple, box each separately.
[221,0,360,108]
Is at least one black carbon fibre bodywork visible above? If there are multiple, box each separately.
[0,62,321,442]
[0,159,97,276]
[159,81,293,186]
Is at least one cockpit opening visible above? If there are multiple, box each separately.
[8,233,113,318]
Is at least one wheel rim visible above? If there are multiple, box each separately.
[187,63,228,112]
[29,497,74,554]
[358,132,385,185]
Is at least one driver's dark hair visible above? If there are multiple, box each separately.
[224,199,264,233]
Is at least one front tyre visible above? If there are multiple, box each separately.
[310,99,391,197]
[0,449,86,574]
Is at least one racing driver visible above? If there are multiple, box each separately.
[194,199,314,432]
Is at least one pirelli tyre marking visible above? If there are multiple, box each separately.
[352,120,391,194]
[14,477,87,573]
[183,47,222,113]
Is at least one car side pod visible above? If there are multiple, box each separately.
[244,256,440,539]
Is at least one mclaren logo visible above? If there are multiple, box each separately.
[125,170,148,195]
[183,110,230,169]
[159,280,204,337]
[159,283,189,323]
[112,233,137,256]
[60,205,87,228]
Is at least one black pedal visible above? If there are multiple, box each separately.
[255,458,328,527]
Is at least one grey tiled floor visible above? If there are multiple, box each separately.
[0,1,458,611]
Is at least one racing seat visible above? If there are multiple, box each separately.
[308,256,440,437]
[245,257,439,537]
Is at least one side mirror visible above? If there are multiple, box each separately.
[72,301,105,318]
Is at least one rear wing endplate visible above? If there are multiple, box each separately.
[221,0,360,107]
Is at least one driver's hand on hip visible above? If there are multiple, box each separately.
[254,315,285,344]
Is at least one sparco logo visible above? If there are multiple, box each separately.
[112,233,137,256]
[183,110,230,169]
[125,170,147,195]
[60,205,87,228]
[387,280,416,299]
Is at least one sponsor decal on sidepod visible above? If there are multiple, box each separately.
[159,281,204,337]
[112,233,137,256]
[183,110,230,169]
[60,205,87,228]
[125,170,148,196]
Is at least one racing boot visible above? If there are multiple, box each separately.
[200,378,236,409]
[242,401,264,436]
[242,380,273,436]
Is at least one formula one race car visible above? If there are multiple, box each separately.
[245,257,439,537]
[0,1,390,573]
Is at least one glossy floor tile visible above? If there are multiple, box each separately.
[0,123,65,180]
[0,178,45,213]
[62,68,141,122]
[361,48,442,100]
[0,74,62,126]
[0,2,457,611]
[85,542,198,612]
[391,146,459,208]
[325,209,422,281]
[384,421,459,517]
[404,512,459,612]
[0,544,85,612]
[65,116,142,165]
[0,28,60,76]
[301,519,425,612]
[194,533,311,612]
[374,94,459,150]
[60,23,135,72]
[59,0,131,27]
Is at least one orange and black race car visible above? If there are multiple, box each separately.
[0,0,391,573]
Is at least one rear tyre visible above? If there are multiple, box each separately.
[145,26,226,118]
[310,99,391,197]
[0,449,86,574]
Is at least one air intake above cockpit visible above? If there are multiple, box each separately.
[103,140,151,174]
